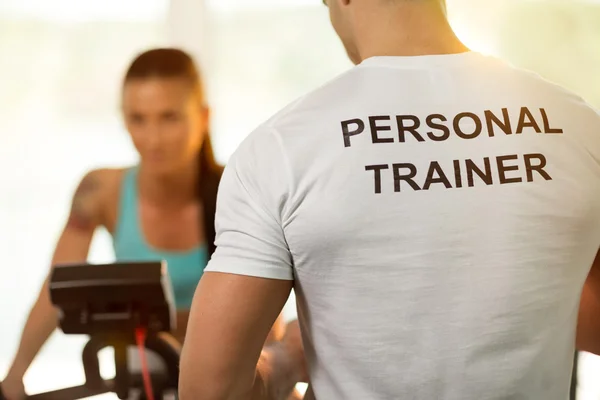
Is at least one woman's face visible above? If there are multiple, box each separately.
[123,77,209,175]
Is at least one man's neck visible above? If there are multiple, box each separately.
[138,160,199,208]
[355,2,469,61]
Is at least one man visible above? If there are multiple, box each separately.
[180,0,600,399]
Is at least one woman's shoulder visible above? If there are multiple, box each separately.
[80,167,134,229]
[85,166,129,190]
[80,166,132,206]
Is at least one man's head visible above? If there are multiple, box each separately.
[324,0,451,65]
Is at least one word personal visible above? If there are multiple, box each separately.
[341,107,563,147]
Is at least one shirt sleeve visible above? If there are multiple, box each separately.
[204,126,294,280]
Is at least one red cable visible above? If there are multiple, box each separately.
[135,326,155,400]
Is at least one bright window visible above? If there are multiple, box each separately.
[0,1,168,395]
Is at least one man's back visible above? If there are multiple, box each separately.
[179,3,600,400]
[260,52,600,399]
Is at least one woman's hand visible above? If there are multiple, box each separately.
[0,377,26,400]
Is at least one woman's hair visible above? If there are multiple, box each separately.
[124,48,223,255]
[123,48,219,175]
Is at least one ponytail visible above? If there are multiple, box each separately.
[198,133,223,257]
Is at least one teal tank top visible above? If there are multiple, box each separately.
[112,167,208,310]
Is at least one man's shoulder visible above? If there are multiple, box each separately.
[522,71,600,123]
[265,68,358,129]
[496,60,596,110]
[233,68,359,157]
[471,55,600,129]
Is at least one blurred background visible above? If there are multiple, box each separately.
[0,0,598,398]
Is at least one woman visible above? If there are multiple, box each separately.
[0,48,288,399]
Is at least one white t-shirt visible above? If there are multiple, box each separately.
[206,52,600,400]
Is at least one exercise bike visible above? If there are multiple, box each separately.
[2,261,181,400]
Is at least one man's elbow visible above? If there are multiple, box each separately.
[179,370,237,400]
[576,283,600,355]
[179,384,226,400]
[576,319,600,355]
[179,354,257,400]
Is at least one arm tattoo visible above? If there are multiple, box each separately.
[66,174,100,230]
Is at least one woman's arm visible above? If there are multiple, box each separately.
[260,320,309,400]
[1,171,106,398]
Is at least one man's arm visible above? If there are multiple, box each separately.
[179,272,292,400]
[576,248,600,355]
[179,127,305,400]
